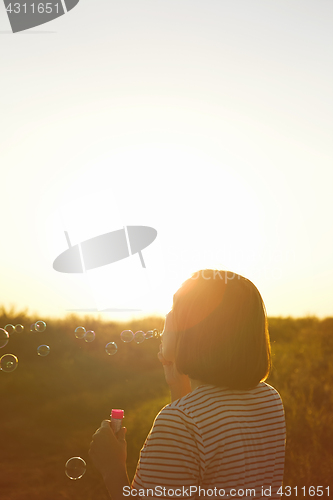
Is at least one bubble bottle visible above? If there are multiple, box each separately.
[110,409,124,434]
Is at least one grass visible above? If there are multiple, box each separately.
[0,310,332,498]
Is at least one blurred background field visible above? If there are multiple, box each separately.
[0,309,332,499]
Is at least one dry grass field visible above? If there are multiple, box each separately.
[0,309,332,499]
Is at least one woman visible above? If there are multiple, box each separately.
[89,270,286,499]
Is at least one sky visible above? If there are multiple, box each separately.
[0,0,332,322]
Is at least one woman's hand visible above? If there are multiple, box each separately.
[89,420,129,496]
[157,344,192,401]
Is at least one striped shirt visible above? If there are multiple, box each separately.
[132,383,285,499]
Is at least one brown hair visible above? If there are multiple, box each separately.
[172,269,271,390]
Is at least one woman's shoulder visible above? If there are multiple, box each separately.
[157,382,284,419]
[258,381,284,402]
[151,400,199,439]
[153,386,213,423]
[156,385,227,420]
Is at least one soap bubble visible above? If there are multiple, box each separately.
[37,345,50,357]
[30,323,36,332]
[15,324,24,333]
[35,321,46,332]
[153,329,161,339]
[4,324,15,335]
[134,331,145,344]
[0,354,18,372]
[145,330,154,339]
[0,329,9,349]
[65,457,86,480]
[84,330,95,343]
[74,326,86,339]
[120,330,134,343]
[105,342,117,355]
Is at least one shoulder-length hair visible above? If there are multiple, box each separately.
[172,269,271,390]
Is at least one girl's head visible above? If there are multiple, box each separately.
[162,269,271,390]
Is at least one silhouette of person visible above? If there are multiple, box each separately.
[89,270,285,499]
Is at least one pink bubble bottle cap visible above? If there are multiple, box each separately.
[111,409,124,419]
